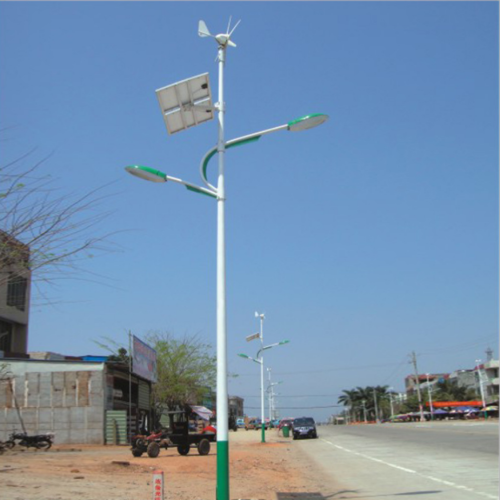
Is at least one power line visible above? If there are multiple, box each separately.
[234,336,497,378]
[245,405,342,410]
[237,394,339,399]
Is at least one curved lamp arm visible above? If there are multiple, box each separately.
[199,114,328,190]
[237,353,262,365]
[125,165,218,199]
[256,339,290,359]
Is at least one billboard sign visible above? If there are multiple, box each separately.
[132,335,157,383]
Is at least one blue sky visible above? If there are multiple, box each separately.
[1,2,498,421]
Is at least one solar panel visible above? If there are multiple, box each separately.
[156,73,214,135]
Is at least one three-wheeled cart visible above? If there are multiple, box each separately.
[131,405,216,458]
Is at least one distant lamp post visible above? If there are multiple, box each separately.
[373,388,380,424]
[425,374,434,419]
[387,388,395,418]
[475,359,487,418]
[267,368,283,424]
[361,399,367,423]
[238,312,289,443]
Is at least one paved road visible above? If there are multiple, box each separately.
[293,421,499,500]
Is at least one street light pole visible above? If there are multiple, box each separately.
[267,369,282,424]
[475,359,487,418]
[387,388,395,418]
[256,312,266,443]
[267,368,272,423]
[125,24,328,500]
[238,322,289,443]
[425,374,434,419]
[410,351,425,422]
[373,388,380,424]
[215,41,230,500]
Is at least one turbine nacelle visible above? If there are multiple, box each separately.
[198,18,240,48]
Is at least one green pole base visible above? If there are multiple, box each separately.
[261,423,266,443]
[216,440,229,500]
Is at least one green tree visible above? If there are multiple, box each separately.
[147,332,217,411]
[338,385,393,421]
[433,380,477,402]
[400,394,421,413]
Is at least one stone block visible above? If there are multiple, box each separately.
[86,428,104,444]
[53,408,70,429]
[69,407,85,425]
[86,407,104,424]
[53,429,69,444]
[38,408,52,424]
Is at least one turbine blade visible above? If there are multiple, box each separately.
[227,40,237,48]
[229,19,241,36]
[198,20,212,37]
[226,16,232,34]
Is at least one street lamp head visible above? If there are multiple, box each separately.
[125,165,167,183]
[237,353,250,359]
[278,340,290,346]
[287,113,329,132]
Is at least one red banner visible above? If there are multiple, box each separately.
[427,401,483,408]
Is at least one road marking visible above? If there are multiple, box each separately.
[321,439,497,500]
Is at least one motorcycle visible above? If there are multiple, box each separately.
[4,431,54,451]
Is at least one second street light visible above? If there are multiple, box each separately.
[267,368,283,425]
[238,312,289,443]
[124,19,328,500]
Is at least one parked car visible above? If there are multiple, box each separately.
[236,418,245,428]
[245,418,269,430]
[292,417,317,440]
[270,419,280,428]
[277,418,293,431]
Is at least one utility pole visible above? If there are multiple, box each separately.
[475,359,487,419]
[389,392,395,418]
[410,351,425,422]
[373,388,380,424]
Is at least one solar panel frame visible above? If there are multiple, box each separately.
[156,73,214,135]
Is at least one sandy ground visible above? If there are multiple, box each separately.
[0,429,336,500]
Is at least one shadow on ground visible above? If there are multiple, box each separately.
[276,490,442,499]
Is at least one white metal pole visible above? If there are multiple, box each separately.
[216,43,229,500]
[128,331,133,443]
[476,360,486,408]
[426,374,434,419]
[373,388,380,423]
[259,314,265,443]
[267,368,272,424]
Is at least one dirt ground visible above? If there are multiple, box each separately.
[0,429,335,500]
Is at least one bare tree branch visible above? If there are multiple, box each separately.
[0,146,120,303]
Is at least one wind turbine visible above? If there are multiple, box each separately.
[198,17,241,47]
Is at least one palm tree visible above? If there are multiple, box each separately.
[339,385,393,421]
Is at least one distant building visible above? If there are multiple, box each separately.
[0,232,31,358]
[404,360,499,405]
[481,359,499,404]
[229,395,244,417]
[405,373,447,395]
[448,369,477,392]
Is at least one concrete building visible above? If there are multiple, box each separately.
[229,395,244,417]
[0,232,31,357]
[405,373,447,395]
[448,369,477,392]
[0,357,152,445]
[481,359,499,403]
